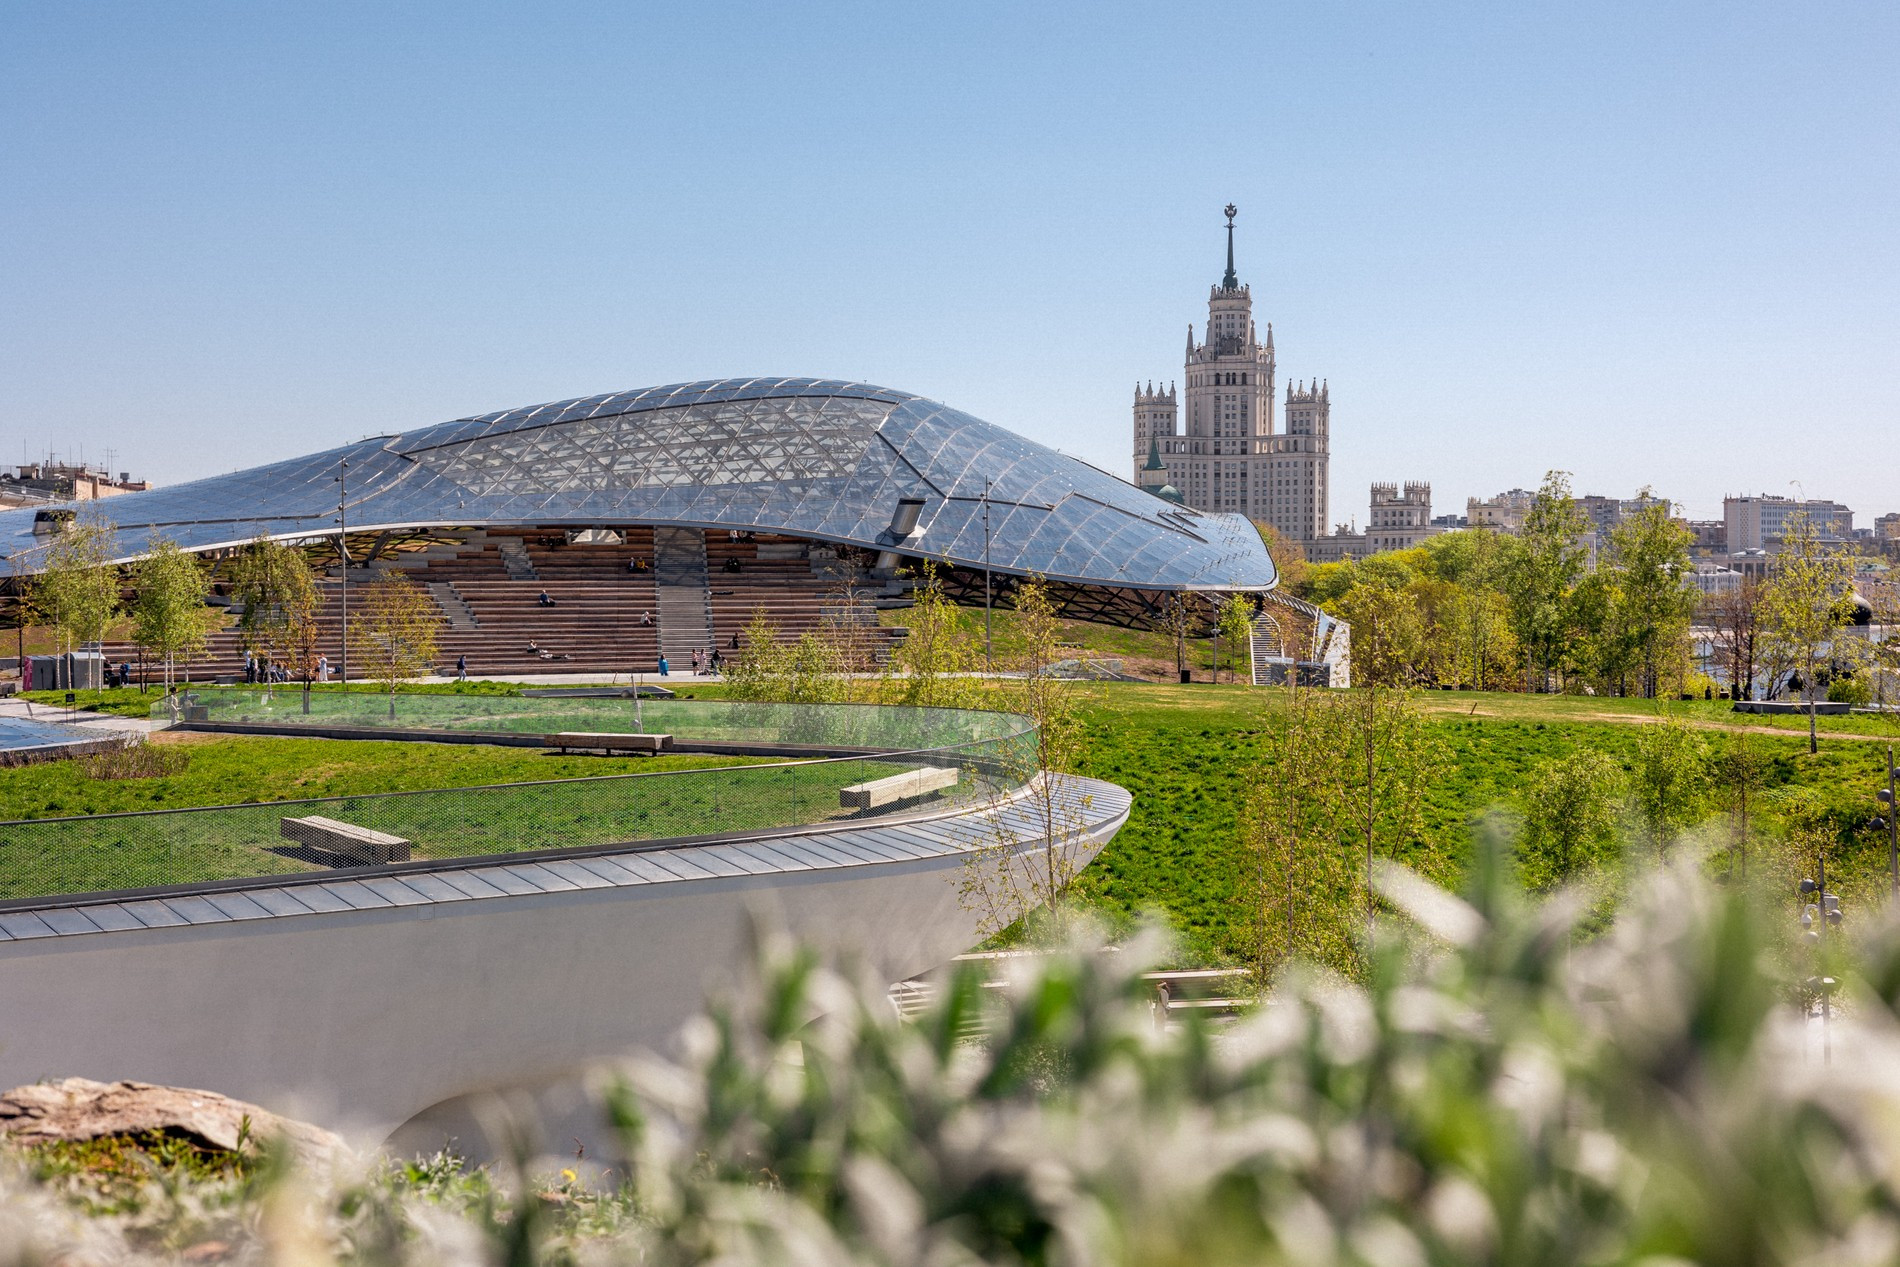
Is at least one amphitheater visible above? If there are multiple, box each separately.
[0,377,1313,1151]
[0,376,1337,681]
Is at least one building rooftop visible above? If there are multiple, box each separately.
[0,377,1275,593]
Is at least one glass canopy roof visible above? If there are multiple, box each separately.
[0,378,1276,593]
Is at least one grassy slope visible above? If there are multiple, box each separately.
[1069,683,1894,964]
[17,677,1894,960]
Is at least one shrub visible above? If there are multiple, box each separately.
[1827,675,1873,706]
[75,742,190,781]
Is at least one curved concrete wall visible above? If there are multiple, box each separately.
[0,776,1128,1145]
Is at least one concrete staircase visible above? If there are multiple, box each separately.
[429,583,480,630]
[1249,613,1290,686]
[496,538,539,580]
[653,527,714,660]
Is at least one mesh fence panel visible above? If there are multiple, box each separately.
[0,699,1035,906]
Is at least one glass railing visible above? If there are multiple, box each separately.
[148,688,1025,752]
[0,699,1036,907]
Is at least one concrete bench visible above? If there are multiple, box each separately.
[547,731,673,755]
[280,814,412,865]
[840,765,959,810]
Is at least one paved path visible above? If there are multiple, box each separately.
[0,695,154,734]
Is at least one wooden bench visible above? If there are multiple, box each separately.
[280,814,412,865]
[839,765,959,810]
[547,731,673,755]
[1141,968,1254,1026]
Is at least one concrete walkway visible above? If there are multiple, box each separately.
[0,695,154,734]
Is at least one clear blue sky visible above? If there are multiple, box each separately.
[3,1,1895,525]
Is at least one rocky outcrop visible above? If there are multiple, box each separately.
[0,1078,345,1163]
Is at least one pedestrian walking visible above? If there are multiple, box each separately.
[456,654,468,681]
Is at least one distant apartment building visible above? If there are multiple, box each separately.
[1877,512,1900,541]
[1307,482,1437,563]
[0,462,149,509]
[1724,494,1854,552]
[1576,492,1668,536]
[1467,488,1535,533]
[1684,519,1727,554]
[1692,562,1744,595]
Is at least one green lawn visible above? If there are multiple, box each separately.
[19,679,529,719]
[0,736,931,902]
[13,680,1895,957]
[1066,683,1896,964]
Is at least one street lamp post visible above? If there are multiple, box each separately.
[1877,743,1898,900]
[1800,861,1844,1064]
[983,477,992,672]
[335,460,349,683]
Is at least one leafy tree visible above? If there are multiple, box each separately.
[881,564,981,709]
[1246,685,1358,977]
[1566,568,1633,693]
[1439,583,1516,690]
[1420,524,1513,590]
[1502,470,1589,692]
[230,535,324,703]
[26,514,122,686]
[1708,576,1765,701]
[347,572,442,718]
[1517,748,1623,890]
[726,608,851,704]
[1712,729,1769,879]
[1869,585,1900,708]
[130,538,219,693]
[1628,718,1709,857]
[1253,520,1309,595]
[1346,684,1448,921]
[1601,496,1697,698]
[1335,576,1426,688]
[961,579,1090,942]
[1761,512,1860,753]
[1161,592,1197,682]
[1215,593,1257,685]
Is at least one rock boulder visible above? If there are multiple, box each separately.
[0,1078,345,1163]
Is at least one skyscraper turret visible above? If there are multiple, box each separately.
[1130,204,1329,541]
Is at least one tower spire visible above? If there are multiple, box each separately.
[1221,203,1238,289]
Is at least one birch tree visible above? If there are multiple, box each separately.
[1761,512,1859,753]
[348,572,442,718]
[26,515,122,688]
[131,539,219,693]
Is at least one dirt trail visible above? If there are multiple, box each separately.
[1418,700,1898,744]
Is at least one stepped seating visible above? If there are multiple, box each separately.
[703,533,896,658]
[100,529,902,683]
[443,578,661,673]
[372,543,515,581]
[524,528,658,580]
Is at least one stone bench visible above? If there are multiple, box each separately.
[547,731,673,755]
[839,765,959,810]
[280,814,412,865]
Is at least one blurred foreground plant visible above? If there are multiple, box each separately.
[18,850,1900,1263]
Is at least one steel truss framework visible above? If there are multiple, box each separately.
[0,379,1279,628]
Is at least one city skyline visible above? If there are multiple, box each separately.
[3,2,1895,524]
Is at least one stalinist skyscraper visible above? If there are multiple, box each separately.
[1133,206,1330,542]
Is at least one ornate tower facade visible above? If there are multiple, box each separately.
[1132,381,1177,497]
[1131,205,1330,540]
